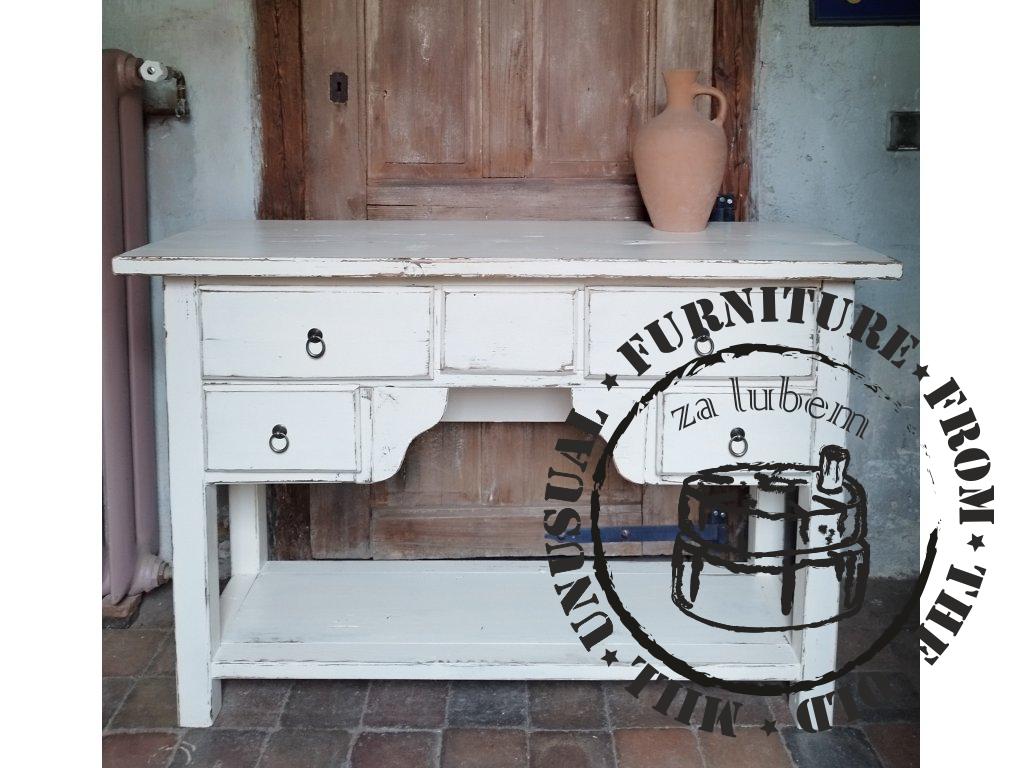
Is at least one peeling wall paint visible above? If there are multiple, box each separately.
[103,0,260,560]
[752,0,920,576]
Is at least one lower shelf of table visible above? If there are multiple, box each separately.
[213,559,801,681]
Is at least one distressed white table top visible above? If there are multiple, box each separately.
[112,220,901,280]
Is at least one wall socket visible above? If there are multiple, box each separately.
[887,111,919,151]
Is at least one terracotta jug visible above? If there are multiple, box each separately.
[633,70,728,232]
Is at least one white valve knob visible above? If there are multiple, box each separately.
[140,60,169,82]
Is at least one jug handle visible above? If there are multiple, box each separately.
[693,85,728,127]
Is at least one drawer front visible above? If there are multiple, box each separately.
[587,288,815,378]
[442,290,576,373]
[201,289,432,378]
[205,389,359,472]
[659,391,812,476]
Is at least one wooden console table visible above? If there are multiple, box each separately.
[114,220,901,727]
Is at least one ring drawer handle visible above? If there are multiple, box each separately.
[694,334,714,356]
[306,328,326,359]
[728,427,748,458]
[269,424,290,454]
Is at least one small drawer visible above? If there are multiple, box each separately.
[587,287,816,378]
[205,388,360,472]
[201,289,432,379]
[659,391,812,476]
[442,289,576,373]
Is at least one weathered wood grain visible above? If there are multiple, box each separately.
[303,422,647,559]
[254,0,307,219]
[485,0,532,177]
[654,0,715,116]
[371,505,643,558]
[713,0,760,219]
[268,484,312,560]
[310,483,372,558]
[303,0,367,218]
[366,178,645,220]
[531,0,650,178]
[367,0,483,180]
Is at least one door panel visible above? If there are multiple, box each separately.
[531,0,652,178]
[367,0,482,180]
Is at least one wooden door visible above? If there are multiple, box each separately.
[293,0,717,220]
[255,0,759,559]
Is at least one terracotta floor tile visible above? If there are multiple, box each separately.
[214,679,292,728]
[103,677,133,728]
[833,672,919,725]
[351,730,440,768]
[699,726,793,768]
[862,723,919,768]
[685,684,774,726]
[364,680,448,728]
[109,677,179,729]
[441,728,527,768]
[614,728,702,768]
[448,681,527,727]
[260,728,351,768]
[280,680,367,728]
[135,583,175,628]
[603,681,690,728]
[103,629,168,677]
[147,635,176,677]
[782,726,883,767]
[769,695,796,726]
[529,682,606,730]
[529,731,615,768]
[102,732,179,768]
[169,729,265,768]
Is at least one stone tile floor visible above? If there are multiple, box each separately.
[103,580,919,767]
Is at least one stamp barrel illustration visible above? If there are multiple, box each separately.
[671,446,869,632]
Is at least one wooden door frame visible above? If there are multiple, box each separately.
[254,0,306,219]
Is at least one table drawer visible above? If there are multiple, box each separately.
[659,391,812,476]
[441,289,576,373]
[201,289,432,378]
[587,287,816,378]
[205,388,360,472]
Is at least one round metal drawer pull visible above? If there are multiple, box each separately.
[269,424,290,454]
[728,427,748,458]
[306,328,326,359]
[694,334,715,356]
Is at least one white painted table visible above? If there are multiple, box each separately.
[114,220,901,727]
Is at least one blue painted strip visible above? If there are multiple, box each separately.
[545,524,680,544]
[545,523,734,545]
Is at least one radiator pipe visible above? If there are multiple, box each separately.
[102,50,167,606]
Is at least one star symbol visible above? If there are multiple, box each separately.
[601,373,619,390]
[968,534,985,551]
[760,719,778,736]
[601,648,619,666]
[912,364,929,380]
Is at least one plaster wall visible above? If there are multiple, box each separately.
[753,0,920,576]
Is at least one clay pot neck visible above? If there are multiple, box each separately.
[663,69,700,110]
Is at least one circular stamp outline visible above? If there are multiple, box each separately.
[587,342,939,696]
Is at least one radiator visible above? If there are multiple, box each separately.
[102,49,166,608]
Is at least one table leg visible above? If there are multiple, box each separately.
[165,278,221,726]
[169,484,222,726]
[228,484,268,575]
[788,482,840,729]
[750,487,786,569]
